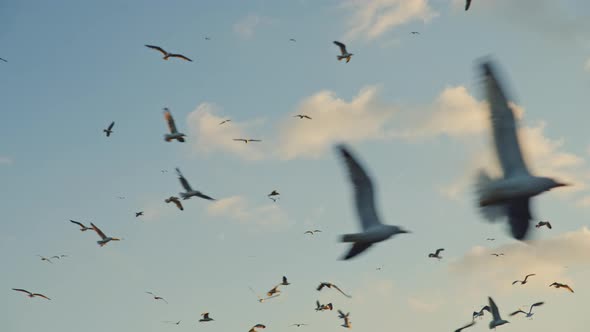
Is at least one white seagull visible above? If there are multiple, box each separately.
[317,282,351,298]
[145,45,192,62]
[488,296,509,329]
[475,60,568,240]
[90,223,121,247]
[69,220,93,231]
[509,302,544,319]
[336,144,410,260]
[175,168,215,201]
[146,291,168,304]
[333,41,353,63]
[163,108,186,142]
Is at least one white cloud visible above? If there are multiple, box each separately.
[0,156,13,165]
[207,195,291,230]
[343,0,439,41]
[233,14,272,39]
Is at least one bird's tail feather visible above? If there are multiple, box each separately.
[337,55,344,61]
[475,170,505,222]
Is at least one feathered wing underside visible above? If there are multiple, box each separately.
[334,41,347,55]
[337,145,381,231]
[164,110,178,134]
[107,121,114,130]
[90,223,107,239]
[506,198,532,240]
[169,54,192,62]
[342,242,373,260]
[481,61,530,177]
[176,168,193,191]
[145,45,167,55]
[488,297,502,320]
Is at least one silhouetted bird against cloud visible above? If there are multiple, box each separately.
[91,223,121,247]
[175,168,215,201]
[233,138,262,143]
[294,114,312,120]
[70,220,93,231]
[163,108,186,142]
[472,305,491,320]
[535,221,552,229]
[336,144,410,260]
[145,45,192,62]
[317,282,351,298]
[338,310,351,328]
[333,41,353,63]
[199,312,214,322]
[135,211,144,217]
[512,274,535,285]
[428,248,445,259]
[165,196,184,210]
[12,289,51,300]
[315,300,333,311]
[304,230,321,235]
[219,119,231,125]
[103,121,115,137]
[146,292,168,304]
[509,302,544,318]
[475,60,568,240]
[488,296,509,329]
[465,0,472,11]
[549,282,574,293]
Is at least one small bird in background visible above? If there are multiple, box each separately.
[535,221,552,229]
[291,323,307,327]
[103,121,115,137]
[512,274,535,285]
[509,302,544,319]
[266,285,281,297]
[289,38,297,42]
[163,108,187,142]
[199,312,214,322]
[37,255,53,264]
[317,282,351,298]
[472,305,491,320]
[410,31,420,35]
[205,37,211,40]
[304,230,322,235]
[333,41,353,63]
[146,292,168,304]
[163,320,181,325]
[165,196,184,211]
[549,282,574,293]
[249,324,266,332]
[70,220,94,231]
[315,300,333,311]
[268,190,280,197]
[281,276,290,286]
[491,253,505,257]
[219,119,231,125]
[465,0,472,11]
[486,238,495,241]
[145,45,192,62]
[294,114,312,120]
[428,248,445,259]
[233,138,262,143]
[249,286,280,303]
[175,168,215,201]
[12,289,51,300]
[135,211,144,217]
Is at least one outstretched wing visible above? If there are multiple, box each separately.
[145,45,167,55]
[509,309,526,316]
[32,293,51,300]
[12,288,32,296]
[332,284,351,298]
[465,0,472,11]
[169,54,193,62]
[90,223,107,239]
[488,297,502,320]
[69,220,85,228]
[333,41,347,55]
[341,242,373,260]
[176,168,193,192]
[506,198,532,240]
[530,302,544,312]
[454,321,475,332]
[564,285,575,293]
[233,138,246,142]
[196,192,215,200]
[435,248,445,255]
[164,109,178,134]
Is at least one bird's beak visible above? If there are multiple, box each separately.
[399,228,411,234]
[555,182,569,187]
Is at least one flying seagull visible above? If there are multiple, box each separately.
[410,31,420,35]
[163,320,181,325]
[135,211,144,217]
[103,121,115,137]
[281,276,290,286]
[289,38,297,42]
[219,119,231,125]
[304,230,322,235]
[165,196,184,210]
[90,223,121,247]
[294,114,312,120]
[317,282,351,298]
[333,41,353,63]
[145,45,192,62]
[12,289,51,300]
[205,37,211,40]
[268,190,280,197]
[199,312,214,322]
[175,168,215,200]
[473,305,491,320]
[455,321,476,332]
[37,255,53,264]
[486,238,495,241]
[315,300,333,311]
[336,144,410,260]
[233,138,262,143]
[70,220,93,231]
[465,0,472,11]
[488,296,509,329]
[491,253,505,257]
[163,108,186,142]
[428,248,445,259]
[475,60,568,240]
[291,323,307,327]
[249,324,266,332]
[0,57,7,62]
[535,221,552,229]
[549,282,574,293]
[249,286,280,303]
[50,255,67,260]
[512,274,535,285]
[338,310,351,329]
[146,292,168,304]
[509,302,544,318]
[266,285,281,297]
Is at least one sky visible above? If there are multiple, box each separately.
[1,0,590,331]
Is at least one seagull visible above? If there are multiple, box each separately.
[333,41,353,63]
[291,323,307,327]
[161,170,168,173]
[146,292,168,304]
[117,196,126,199]
[336,144,410,260]
[289,38,297,42]
[304,230,322,235]
[266,285,281,297]
[90,223,121,247]
[205,37,211,40]
[294,114,312,120]
[315,300,333,311]
[165,196,184,211]
[428,248,445,259]
[509,302,544,318]
[70,219,94,231]
[219,119,231,125]
[549,282,574,293]
[103,121,115,137]
[199,312,214,322]
[491,253,505,257]
[12,289,51,300]
[0,57,7,62]
[37,255,53,263]
[268,190,280,197]
[488,296,509,329]
[249,286,280,303]
[465,0,472,11]
[317,282,351,298]
[145,45,192,62]
[163,108,186,142]
[249,324,266,332]
[535,221,552,229]
[455,321,476,332]
[175,168,215,200]
[475,60,568,240]
[135,211,144,217]
[512,274,535,285]
[338,310,351,329]
[51,255,68,259]
[281,276,290,286]
[233,138,262,143]
[410,31,420,35]
[473,305,491,320]
[486,238,495,241]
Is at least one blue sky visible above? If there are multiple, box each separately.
[2,0,590,331]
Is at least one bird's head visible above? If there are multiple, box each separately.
[392,226,410,234]
[540,177,569,191]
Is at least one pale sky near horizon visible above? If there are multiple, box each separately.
[2,1,590,331]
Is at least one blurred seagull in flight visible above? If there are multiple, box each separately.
[475,60,568,240]
[428,248,445,259]
[289,38,297,42]
[146,292,168,304]
[336,144,410,260]
[473,305,491,320]
[135,211,144,217]
[175,168,215,201]
[338,310,351,328]
[291,323,307,327]
[491,253,504,257]
[294,114,312,120]
[549,282,574,293]
[280,276,290,286]
[37,255,53,264]
[249,286,280,303]
[165,196,184,210]
[410,31,420,35]
[233,138,262,143]
[103,121,115,137]
[512,274,535,285]
[486,238,495,241]
[145,45,192,62]
[304,230,322,235]
[219,119,231,125]
[315,300,333,311]
[0,57,7,62]
[199,312,214,322]
[268,190,280,197]
[535,221,552,229]
[163,108,186,142]
[509,302,544,319]
[317,282,351,298]
[266,285,281,297]
[333,41,353,63]
[488,296,509,329]
[12,289,51,300]
[90,223,121,247]
[69,220,93,231]
[465,0,472,11]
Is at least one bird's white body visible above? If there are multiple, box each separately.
[478,174,561,207]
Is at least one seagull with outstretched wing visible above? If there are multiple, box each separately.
[549,282,574,293]
[146,291,168,304]
[294,114,312,120]
[428,248,445,259]
[509,302,544,318]
[145,45,192,62]
[175,168,215,201]
[163,108,186,142]
[317,282,351,298]
[535,221,552,229]
[103,121,115,137]
[512,273,535,285]
[199,312,214,322]
[90,223,121,247]
[69,220,93,231]
[12,288,51,300]
[488,296,509,328]
[165,196,184,210]
[233,138,262,143]
[333,41,353,63]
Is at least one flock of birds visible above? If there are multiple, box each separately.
[5,1,581,331]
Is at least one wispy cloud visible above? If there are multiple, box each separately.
[233,14,272,40]
[343,0,439,41]
[207,195,291,230]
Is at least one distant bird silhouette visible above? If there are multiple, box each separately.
[219,119,231,125]
[103,121,115,137]
[135,211,144,217]
[289,38,297,42]
[91,223,121,247]
[205,37,211,40]
[269,197,278,202]
[163,108,186,142]
[249,324,266,332]
[266,285,281,297]
[410,31,420,35]
[281,276,290,286]
[428,248,445,259]
[304,230,322,235]
[333,41,353,63]
[549,282,574,293]
[145,45,192,62]
[315,300,333,311]
[165,196,184,210]
[233,138,262,143]
[465,0,472,11]
[146,292,168,303]
[317,282,351,298]
[12,289,51,300]
[37,255,53,263]
[268,190,280,197]
[486,238,495,241]
[199,312,214,322]
[51,255,67,260]
[512,274,535,285]
[454,321,475,332]
[294,114,312,120]
[69,220,93,231]
[291,323,307,327]
[176,168,215,200]
[491,253,505,257]
[338,310,351,328]
[163,320,181,325]
[161,170,168,173]
[509,302,544,318]
[535,221,552,229]
[249,286,280,303]
[117,196,126,199]
[488,296,509,329]
[0,57,7,62]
